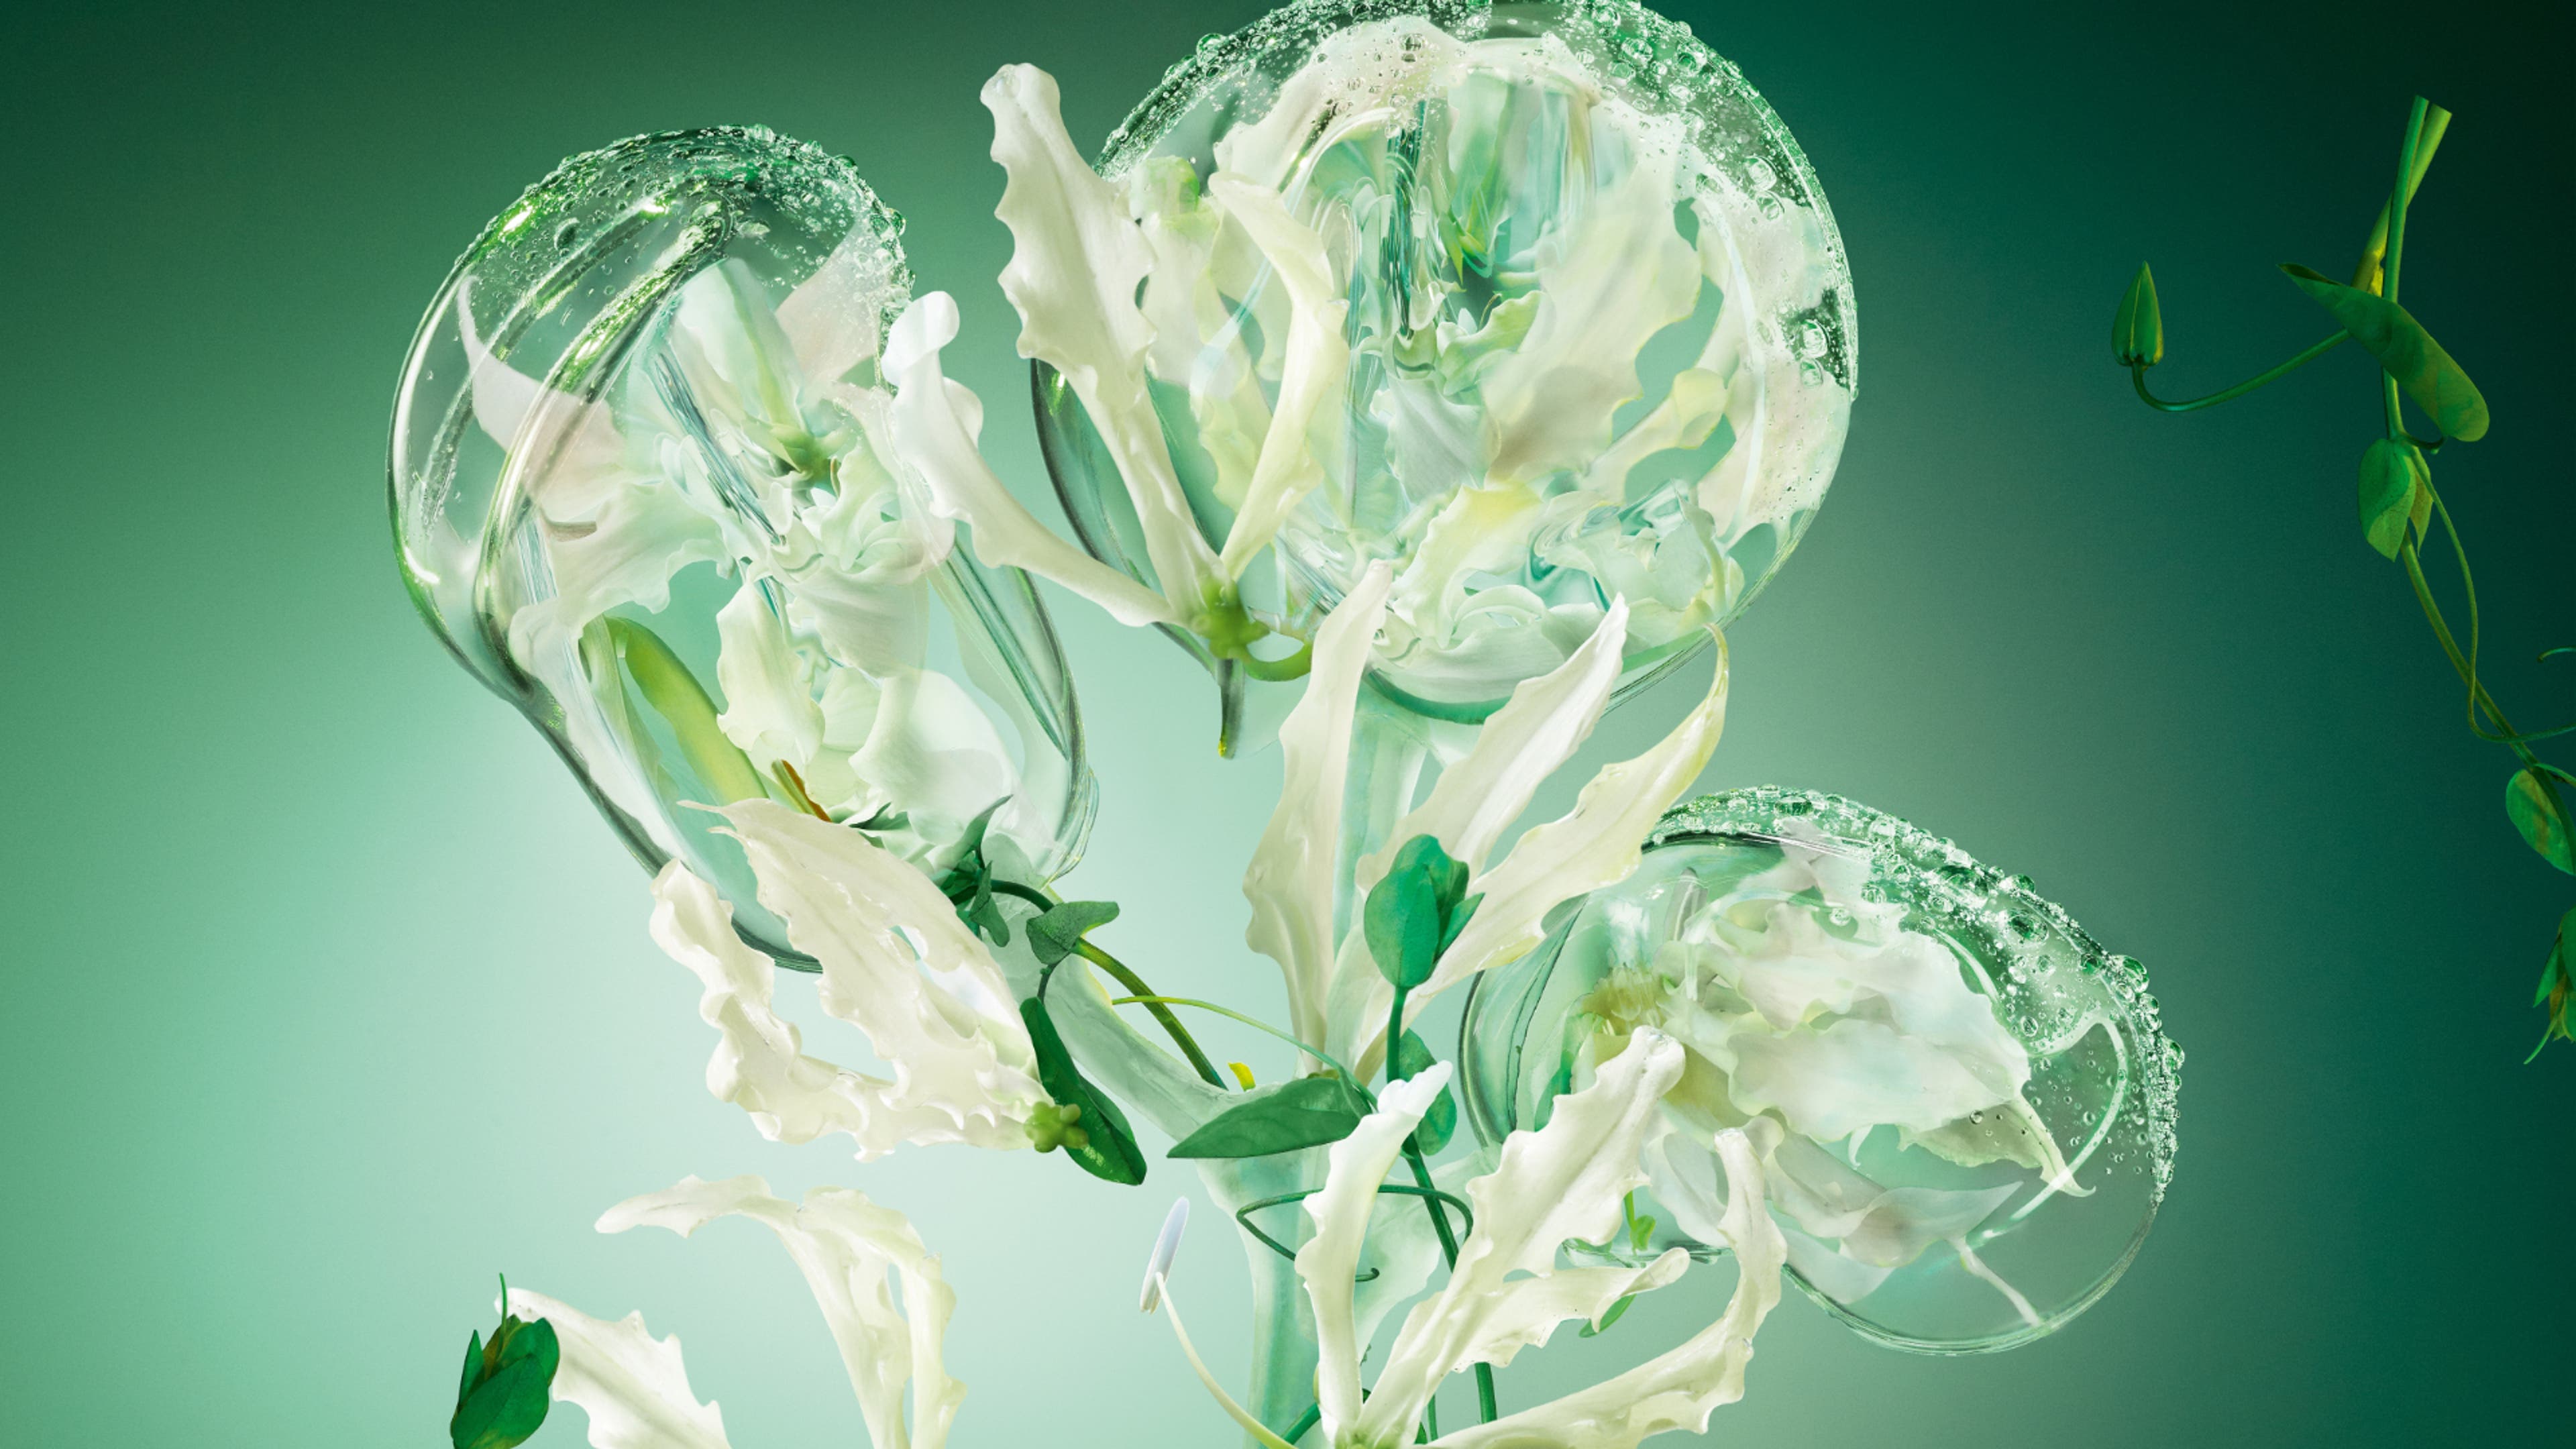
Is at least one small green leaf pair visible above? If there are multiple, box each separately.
[1021,991,1149,1185]
[934,799,1015,944]
[451,1281,558,1449]
[1364,835,1483,992]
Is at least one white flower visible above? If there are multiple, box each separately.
[460,235,1040,867]
[881,64,1348,663]
[1583,824,2082,1325]
[891,28,1847,710]
[511,1173,959,1449]
[647,801,1046,1160]
[1151,1031,1786,1449]
[1244,575,1731,1075]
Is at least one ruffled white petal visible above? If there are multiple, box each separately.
[1354,600,1629,894]
[983,64,1226,614]
[882,292,1181,628]
[1353,1032,1684,1446]
[600,1175,959,1449]
[713,583,823,769]
[1297,1065,1452,1441]
[649,818,1042,1160]
[1242,563,1393,1049]
[1428,1128,1786,1449]
[1481,140,1703,484]
[1206,173,1349,578]
[504,1288,732,1449]
[1427,632,1729,1001]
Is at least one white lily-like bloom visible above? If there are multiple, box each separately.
[1582,824,2082,1324]
[463,237,1041,872]
[509,1173,959,1449]
[883,63,1348,659]
[649,800,1046,1159]
[1245,569,1730,1075]
[890,19,1850,713]
[1155,1031,1784,1449]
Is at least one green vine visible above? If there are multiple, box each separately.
[2112,97,2576,1055]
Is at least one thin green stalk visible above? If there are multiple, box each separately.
[1278,1403,1322,1446]
[1111,996,1367,1092]
[2129,331,2347,412]
[2379,99,2429,437]
[1387,982,1499,1426]
[1073,943,1227,1089]
[977,881,1228,1088]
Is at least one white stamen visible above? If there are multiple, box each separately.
[1138,1196,1189,1312]
[1153,1274,1297,1449]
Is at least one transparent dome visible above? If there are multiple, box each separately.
[389,127,1093,963]
[1460,786,2181,1352]
[1036,0,1855,724]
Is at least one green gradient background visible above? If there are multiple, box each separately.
[3,1,2568,1442]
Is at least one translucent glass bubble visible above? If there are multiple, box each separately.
[1037,0,1855,726]
[390,127,1094,963]
[1460,786,2181,1352]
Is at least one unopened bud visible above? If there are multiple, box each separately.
[2111,264,2163,368]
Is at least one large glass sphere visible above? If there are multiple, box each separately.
[390,128,1093,962]
[1460,787,2182,1352]
[1037,0,1855,722]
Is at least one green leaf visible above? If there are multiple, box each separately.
[1364,858,1442,991]
[2356,438,2428,559]
[969,872,1009,945]
[2111,263,2163,368]
[1168,1075,1370,1159]
[1390,1030,1458,1154]
[2506,769,2575,874]
[1028,900,1121,967]
[1439,893,1483,958]
[2280,265,2489,441]
[1020,997,1148,1185]
[451,1358,552,1449]
[451,1296,558,1449]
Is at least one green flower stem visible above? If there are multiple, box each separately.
[2402,527,2573,841]
[1279,1403,1322,1446]
[1232,1183,1473,1268]
[1387,981,1499,1427]
[1111,996,1368,1092]
[2128,331,2347,413]
[983,880,1226,1089]
[1072,943,1228,1090]
[2379,99,2430,439]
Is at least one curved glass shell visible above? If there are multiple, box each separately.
[1038,0,1855,722]
[390,127,1094,963]
[1461,786,2182,1352]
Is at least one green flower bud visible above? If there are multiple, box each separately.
[451,1282,558,1449]
[2112,264,2164,368]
